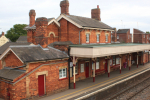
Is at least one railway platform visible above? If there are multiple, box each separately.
[39,63,150,100]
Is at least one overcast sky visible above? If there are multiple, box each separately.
[0,0,150,34]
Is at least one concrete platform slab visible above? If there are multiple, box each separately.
[38,63,150,100]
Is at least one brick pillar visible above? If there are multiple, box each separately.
[91,5,101,21]
[35,17,48,48]
[60,0,69,15]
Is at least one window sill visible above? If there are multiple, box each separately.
[59,77,68,81]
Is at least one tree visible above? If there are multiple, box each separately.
[5,24,27,42]
[146,31,150,34]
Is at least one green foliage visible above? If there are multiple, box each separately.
[5,24,27,42]
[146,31,150,34]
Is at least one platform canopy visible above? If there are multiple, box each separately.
[69,43,150,58]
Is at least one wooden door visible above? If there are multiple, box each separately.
[38,75,45,96]
[85,62,89,78]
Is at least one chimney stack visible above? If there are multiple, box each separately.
[60,0,69,15]
[35,17,48,48]
[2,32,4,35]
[91,5,101,21]
[29,9,36,27]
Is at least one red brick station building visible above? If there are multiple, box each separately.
[0,0,150,100]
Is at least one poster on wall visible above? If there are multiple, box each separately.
[110,59,112,66]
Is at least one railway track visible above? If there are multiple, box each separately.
[104,75,150,100]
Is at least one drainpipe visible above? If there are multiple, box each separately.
[68,47,71,89]
[79,29,84,44]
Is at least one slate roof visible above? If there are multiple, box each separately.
[16,36,27,43]
[0,67,25,81]
[134,28,145,34]
[65,15,113,29]
[48,41,73,47]
[10,45,68,63]
[0,42,32,55]
[117,29,130,33]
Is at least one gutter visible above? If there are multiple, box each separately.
[68,47,71,89]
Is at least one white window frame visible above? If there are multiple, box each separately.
[96,59,100,70]
[144,35,145,38]
[147,36,148,39]
[59,68,67,79]
[97,34,100,43]
[86,34,90,43]
[105,34,108,42]
[117,35,119,39]
[80,64,84,73]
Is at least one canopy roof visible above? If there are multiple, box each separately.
[70,43,150,58]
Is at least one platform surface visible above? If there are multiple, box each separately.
[38,63,150,100]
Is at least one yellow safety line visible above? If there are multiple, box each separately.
[53,66,149,100]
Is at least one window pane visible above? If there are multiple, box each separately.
[97,34,99,42]
[59,69,66,79]
[106,34,108,42]
[96,62,99,69]
[86,34,89,42]
[81,64,84,72]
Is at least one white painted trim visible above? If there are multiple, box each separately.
[48,18,60,27]
[0,47,11,60]
[0,47,24,64]
[10,48,24,63]
[84,27,114,31]
[48,32,58,37]
[56,14,83,28]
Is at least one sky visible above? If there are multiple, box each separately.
[0,0,150,34]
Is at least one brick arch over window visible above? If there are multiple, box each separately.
[48,32,56,37]
[48,32,55,44]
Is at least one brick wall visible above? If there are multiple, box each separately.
[47,22,59,44]
[53,45,69,53]
[4,51,23,68]
[117,34,126,43]
[133,34,142,43]
[145,34,149,43]
[117,30,132,43]
[59,18,68,42]
[0,60,69,100]
[81,30,111,44]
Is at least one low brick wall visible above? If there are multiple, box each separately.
[83,69,150,100]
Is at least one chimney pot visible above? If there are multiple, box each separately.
[97,5,99,8]
[29,9,36,27]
